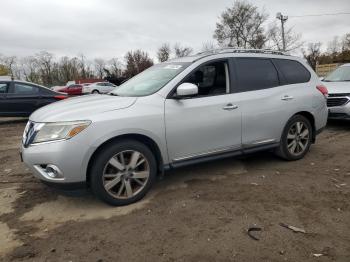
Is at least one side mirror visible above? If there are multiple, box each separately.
[176,83,198,97]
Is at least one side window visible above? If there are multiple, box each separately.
[13,83,39,94]
[184,61,229,97]
[274,59,311,84]
[235,58,279,92]
[0,83,8,94]
[97,83,105,86]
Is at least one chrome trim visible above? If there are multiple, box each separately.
[173,145,241,162]
[33,165,65,181]
[244,139,278,147]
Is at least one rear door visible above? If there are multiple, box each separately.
[0,82,10,115]
[68,85,81,95]
[6,82,41,116]
[232,57,298,147]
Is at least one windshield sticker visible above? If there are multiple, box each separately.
[164,65,182,70]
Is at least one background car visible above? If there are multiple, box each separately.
[322,63,350,119]
[57,84,83,96]
[0,80,67,117]
[82,82,117,94]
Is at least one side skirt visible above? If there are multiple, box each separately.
[168,143,280,169]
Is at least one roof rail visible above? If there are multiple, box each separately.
[196,48,288,56]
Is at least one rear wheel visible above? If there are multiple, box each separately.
[92,90,99,94]
[276,115,313,161]
[90,140,157,206]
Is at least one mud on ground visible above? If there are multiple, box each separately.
[0,120,349,262]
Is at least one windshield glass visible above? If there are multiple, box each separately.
[112,62,190,97]
[324,66,350,82]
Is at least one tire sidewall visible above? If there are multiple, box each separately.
[280,115,313,160]
[90,140,157,206]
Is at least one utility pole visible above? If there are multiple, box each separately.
[276,12,288,51]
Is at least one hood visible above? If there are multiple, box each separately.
[30,94,137,122]
[322,81,350,94]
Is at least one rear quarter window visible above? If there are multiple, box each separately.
[273,59,311,84]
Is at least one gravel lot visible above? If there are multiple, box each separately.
[0,119,349,262]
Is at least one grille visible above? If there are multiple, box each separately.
[327,98,349,107]
[328,93,350,97]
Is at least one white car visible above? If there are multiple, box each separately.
[322,63,350,119]
[82,82,117,94]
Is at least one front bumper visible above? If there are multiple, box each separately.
[21,137,94,184]
[328,103,350,119]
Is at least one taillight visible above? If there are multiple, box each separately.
[316,85,328,97]
[54,95,68,100]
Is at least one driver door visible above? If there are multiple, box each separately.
[164,59,242,163]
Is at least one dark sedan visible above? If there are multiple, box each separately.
[0,80,68,117]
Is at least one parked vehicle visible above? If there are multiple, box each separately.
[21,49,328,206]
[322,63,350,119]
[82,82,117,94]
[0,80,67,117]
[57,84,83,96]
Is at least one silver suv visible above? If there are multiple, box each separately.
[21,49,328,206]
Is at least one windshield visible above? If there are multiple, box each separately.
[324,66,350,82]
[112,62,190,97]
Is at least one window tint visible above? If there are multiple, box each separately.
[274,59,311,84]
[184,61,229,97]
[236,58,279,92]
[0,83,8,94]
[13,83,39,94]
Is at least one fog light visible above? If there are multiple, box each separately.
[45,164,63,178]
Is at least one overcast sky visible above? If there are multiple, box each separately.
[1,0,349,60]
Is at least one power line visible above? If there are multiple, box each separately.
[290,12,350,18]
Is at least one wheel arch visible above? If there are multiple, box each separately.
[86,133,164,185]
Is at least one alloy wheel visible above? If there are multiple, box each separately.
[102,150,150,199]
[286,121,310,156]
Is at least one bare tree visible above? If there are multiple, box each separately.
[94,58,106,79]
[0,55,18,77]
[213,0,268,49]
[35,51,54,86]
[108,58,123,78]
[21,56,40,83]
[201,41,217,52]
[124,50,153,78]
[157,43,171,62]
[341,33,350,51]
[174,43,193,58]
[327,36,341,56]
[266,22,303,52]
[302,42,321,70]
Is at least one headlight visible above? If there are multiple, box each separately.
[33,121,91,144]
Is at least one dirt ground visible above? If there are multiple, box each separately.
[0,119,349,262]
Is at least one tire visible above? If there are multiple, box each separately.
[275,115,313,161]
[92,90,100,94]
[90,140,157,206]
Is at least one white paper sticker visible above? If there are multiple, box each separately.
[164,65,182,70]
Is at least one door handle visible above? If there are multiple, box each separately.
[223,103,238,110]
[281,95,294,101]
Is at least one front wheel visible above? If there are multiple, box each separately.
[276,115,313,161]
[90,140,157,206]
